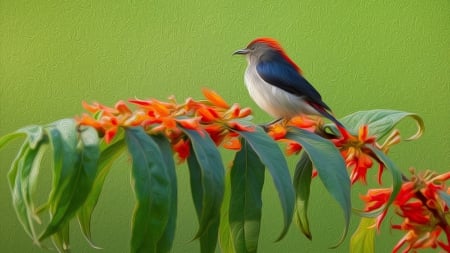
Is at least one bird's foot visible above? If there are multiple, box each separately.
[259,118,284,132]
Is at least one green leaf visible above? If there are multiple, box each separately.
[285,127,350,248]
[8,140,47,244]
[77,130,125,248]
[235,125,295,241]
[360,145,403,218]
[293,152,313,240]
[0,125,44,149]
[338,110,424,140]
[229,139,265,253]
[152,135,178,253]
[125,127,171,253]
[350,218,376,253]
[219,169,234,253]
[182,128,225,253]
[51,223,70,253]
[40,119,100,242]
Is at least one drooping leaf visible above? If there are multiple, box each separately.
[77,130,125,248]
[285,127,350,248]
[51,223,70,253]
[40,119,100,242]
[350,218,376,253]
[0,125,44,149]
[293,152,313,240]
[153,134,178,253]
[229,138,265,253]
[125,127,171,253]
[328,110,424,140]
[219,169,234,253]
[234,125,295,241]
[358,145,402,218]
[183,126,224,253]
[8,140,47,244]
[187,152,222,253]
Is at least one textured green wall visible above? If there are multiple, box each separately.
[1,1,449,252]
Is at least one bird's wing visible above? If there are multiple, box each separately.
[256,56,332,111]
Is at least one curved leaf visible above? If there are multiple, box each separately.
[229,139,265,253]
[350,218,376,253]
[219,169,234,253]
[183,127,224,253]
[286,127,350,247]
[8,140,47,244]
[77,130,125,248]
[357,145,403,218]
[77,130,125,249]
[293,152,313,240]
[0,125,44,149]
[339,110,424,140]
[51,223,70,253]
[40,120,100,244]
[125,127,171,253]
[153,135,178,253]
[235,125,295,241]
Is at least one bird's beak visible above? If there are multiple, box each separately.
[232,48,250,55]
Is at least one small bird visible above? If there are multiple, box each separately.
[233,37,345,130]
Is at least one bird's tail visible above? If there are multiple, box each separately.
[312,104,351,139]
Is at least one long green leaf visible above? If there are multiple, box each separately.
[229,139,265,253]
[293,152,313,240]
[51,223,70,253]
[8,140,46,244]
[338,110,424,140]
[77,130,125,248]
[359,145,402,218]
[182,127,224,253]
[187,153,221,253]
[350,218,376,253]
[219,169,234,253]
[235,125,295,241]
[0,125,44,149]
[285,127,350,248]
[40,119,100,243]
[2,124,48,245]
[153,135,178,253]
[125,127,171,253]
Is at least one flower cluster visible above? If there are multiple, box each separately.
[77,88,253,162]
[361,169,450,252]
[333,125,401,184]
[266,116,320,155]
[267,118,402,184]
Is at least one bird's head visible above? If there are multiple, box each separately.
[233,37,301,72]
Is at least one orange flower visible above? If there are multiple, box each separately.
[285,141,302,155]
[172,139,190,163]
[334,125,378,184]
[201,88,229,109]
[77,89,255,160]
[361,170,450,252]
[267,124,287,140]
[288,115,319,131]
[222,137,242,150]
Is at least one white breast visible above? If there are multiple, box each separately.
[244,65,319,119]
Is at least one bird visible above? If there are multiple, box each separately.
[233,37,345,132]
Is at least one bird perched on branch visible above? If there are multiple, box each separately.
[233,37,345,132]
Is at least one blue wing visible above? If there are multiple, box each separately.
[256,53,331,111]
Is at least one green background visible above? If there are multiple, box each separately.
[1,1,449,252]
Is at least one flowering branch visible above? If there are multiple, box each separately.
[0,89,445,253]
